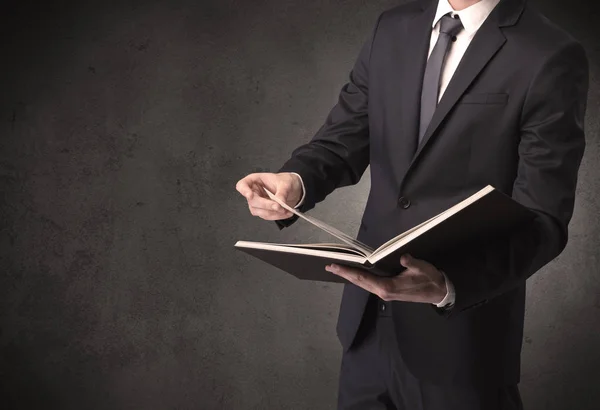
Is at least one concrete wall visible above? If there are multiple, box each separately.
[0,0,598,409]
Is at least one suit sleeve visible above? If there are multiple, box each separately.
[274,13,384,230]
[438,41,589,316]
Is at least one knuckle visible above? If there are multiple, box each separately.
[407,268,418,277]
[356,272,368,284]
[408,267,421,276]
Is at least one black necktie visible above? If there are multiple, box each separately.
[418,13,464,144]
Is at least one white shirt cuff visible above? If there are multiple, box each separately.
[434,270,455,308]
[289,172,305,209]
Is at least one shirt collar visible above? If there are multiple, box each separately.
[432,0,501,35]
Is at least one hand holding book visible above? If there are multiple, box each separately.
[325,254,449,305]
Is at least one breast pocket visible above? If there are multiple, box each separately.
[459,92,509,105]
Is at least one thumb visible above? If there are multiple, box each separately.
[274,181,291,202]
[400,254,417,269]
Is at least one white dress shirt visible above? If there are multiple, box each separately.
[431,0,501,103]
[288,0,500,308]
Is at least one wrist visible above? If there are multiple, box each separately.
[433,270,455,308]
[286,172,305,208]
[434,282,447,304]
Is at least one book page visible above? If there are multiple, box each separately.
[235,240,368,264]
[367,185,495,263]
[271,243,367,256]
[263,187,375,256]
[284,243,367,255]
[368,207,453,256]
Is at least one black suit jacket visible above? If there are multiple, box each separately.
[276,0,588,388]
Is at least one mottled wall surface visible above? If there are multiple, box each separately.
[0,1,598,409]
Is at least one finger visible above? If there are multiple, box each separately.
[326,264,387,296]
[400,254,427,274]
[400,253,415,268]
[248,205,293,220]
[236,177,257,200]
[247,194,284,212]
[274,181,291,203]
[237,176,278,208]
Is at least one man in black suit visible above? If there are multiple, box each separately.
[236,0,589,408]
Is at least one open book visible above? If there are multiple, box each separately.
[234,186,536,283]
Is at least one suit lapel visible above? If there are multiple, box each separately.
[399,6,509,189]
[388,0,436,186]
[413,24,505,160]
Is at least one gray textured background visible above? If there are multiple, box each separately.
[0,0,598,409]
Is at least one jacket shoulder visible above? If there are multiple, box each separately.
[511,6,585,60]
[379,0,430,22]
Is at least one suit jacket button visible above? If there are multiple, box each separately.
[398,197,411,209]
